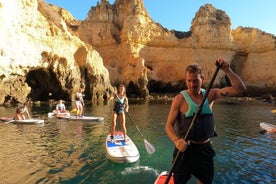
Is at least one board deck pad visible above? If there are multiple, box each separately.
[105,131,140,163]
[106,139,127,147]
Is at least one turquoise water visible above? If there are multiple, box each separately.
[0,100,275,184]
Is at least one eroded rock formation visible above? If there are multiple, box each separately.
[77,0,276,97]
[0,0,276,105]
[0,0,112,104]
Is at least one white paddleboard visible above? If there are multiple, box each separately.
[105,131,140,163]
[260,122,276,132]
[59,115,104,122]
[12,119,44,124]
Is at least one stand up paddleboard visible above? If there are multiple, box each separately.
[105,131,140,163]
[9,119,44,124]
[59,115,104,122]
[154,171,174,184]
[1,117,44,124]
[260,122,276,132]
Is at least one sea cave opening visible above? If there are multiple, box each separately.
[25,68,70,102]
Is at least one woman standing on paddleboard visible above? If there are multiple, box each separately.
[75,88,85,117]
[108,84,129,142]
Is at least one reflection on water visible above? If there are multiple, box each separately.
[0,100,275,183]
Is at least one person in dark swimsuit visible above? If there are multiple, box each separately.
[108,84,129,142]
[165,59,246,184]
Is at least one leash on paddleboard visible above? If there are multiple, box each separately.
[113,87,156,155]
[164,62,221,184]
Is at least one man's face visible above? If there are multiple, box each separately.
[185,72,203,95]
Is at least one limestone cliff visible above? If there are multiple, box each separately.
[1,0,276,105]
[0,0,112,104]
[77,0,276,97]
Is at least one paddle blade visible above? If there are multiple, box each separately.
[144,139,155,154]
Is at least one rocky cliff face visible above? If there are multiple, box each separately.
[77,0,276,97]
[0,0,275,105]
[0,0,112,104]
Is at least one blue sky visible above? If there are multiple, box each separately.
[45,0,276,35]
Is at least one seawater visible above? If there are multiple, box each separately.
[0,99,275,184]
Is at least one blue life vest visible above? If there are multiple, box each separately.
[174,89,217,141]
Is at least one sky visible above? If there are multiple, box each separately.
[45,0,276,35]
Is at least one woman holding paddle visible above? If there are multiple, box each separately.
[108,84,129,143]
[165,58,246,184]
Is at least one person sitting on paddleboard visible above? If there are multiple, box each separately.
[75,88,85,117]
[108,84,129,142]
[53,100,68,113]
[15,100,31,120]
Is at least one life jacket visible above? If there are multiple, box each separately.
[113,94,125,113]
[174,89,217,141]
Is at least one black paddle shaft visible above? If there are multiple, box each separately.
[164,63,221,184]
